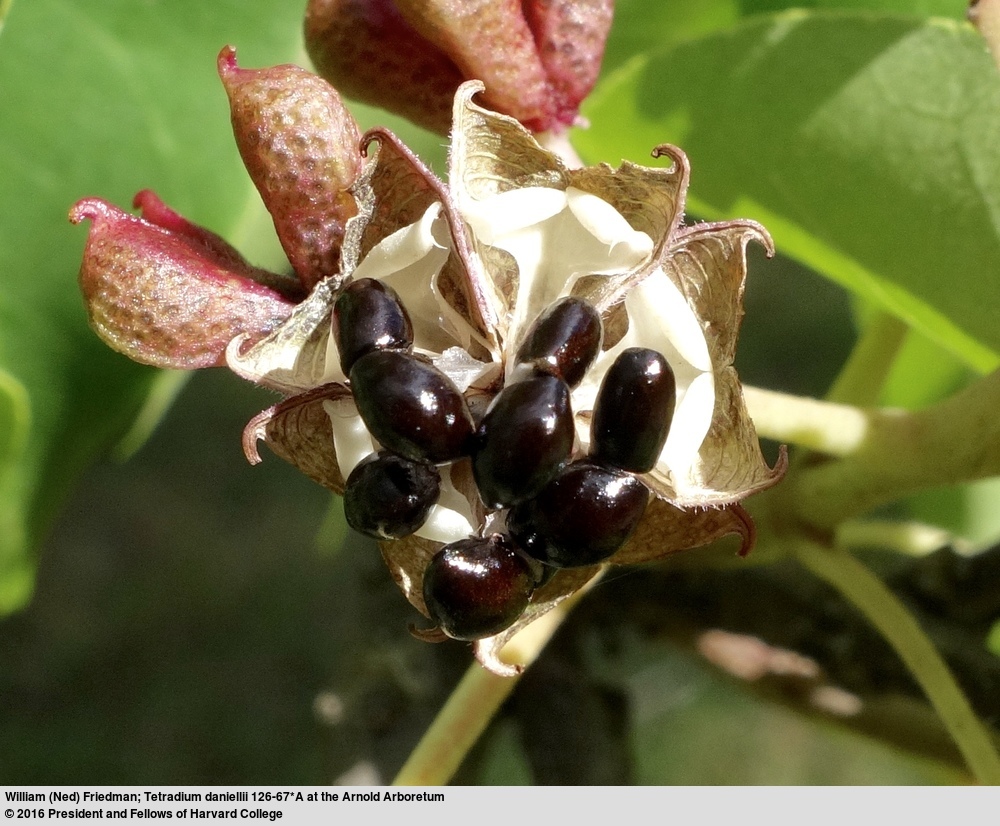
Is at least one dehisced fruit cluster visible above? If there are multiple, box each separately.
[333,278,676,641]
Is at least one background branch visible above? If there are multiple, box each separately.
[788,369,1000,531]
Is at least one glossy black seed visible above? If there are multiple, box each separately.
[333,277,413,374]
[515,297,603,388]
[591,347,676,473]
[472,374,574,509]
[350,350,475,464]
[343,451,440,539]
[422,534,535,641]
[508,461,649,568]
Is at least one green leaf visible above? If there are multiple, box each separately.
[879,328,974,409]
[602,0,741,75]
[601,0,967,78]
[0,0,305,612]
[739,0,966,17]
[577,11,1000,372]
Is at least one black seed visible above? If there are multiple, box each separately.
[350,350,475,464]
[508,461,649,568]
[591,347,676,473]
[515,297,603,388]
[422,534,535,640]
[333,277,413,374]
[343,451,440,539]
[472,374,574,509]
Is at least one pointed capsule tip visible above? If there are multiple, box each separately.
[131,189,183,227]
[217,44,238,77]
[730,503,757,558]
[131,189,155,211]
[69,197,116,225]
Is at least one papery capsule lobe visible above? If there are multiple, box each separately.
[349,350,475,463]
[591,347,676,473]
[523,0,615,125]
[393,0,555,131]
[304,0,614,134]
[306,0,463,135]
[333,278,414,374]
[472,374,575,509]
[70,195,296,370]
[422,534,536,640]
[515,297,603,388]
[218,45,363,289]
